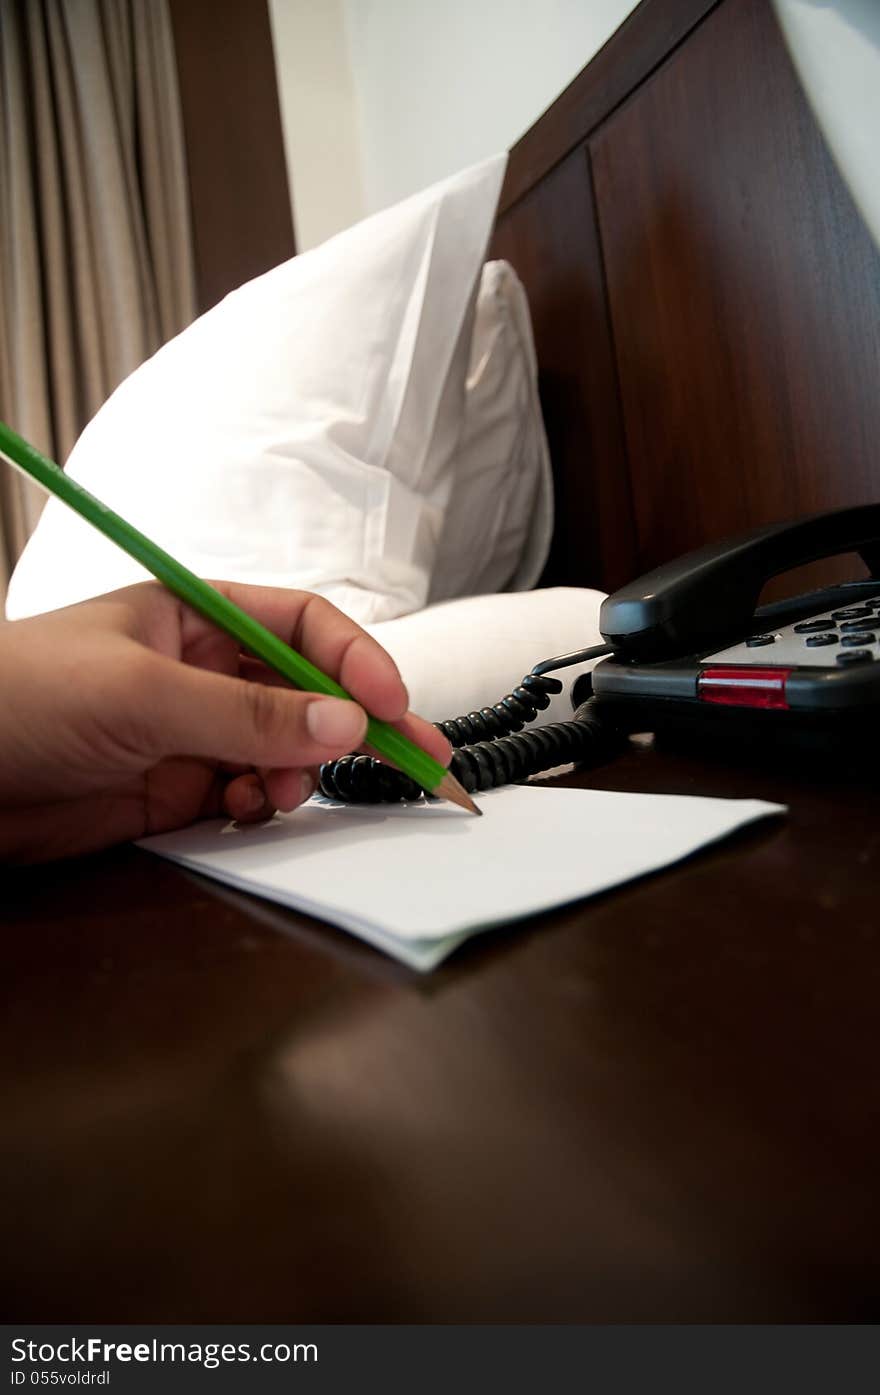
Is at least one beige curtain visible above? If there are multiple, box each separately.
[0,0,197,606]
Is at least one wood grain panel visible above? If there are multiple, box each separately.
[591,0,880,594]
[491,149,637,593]
[500,0,721,216]
[169,0,296,314]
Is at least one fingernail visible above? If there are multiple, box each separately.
[300,771,316,804]
[242,780,266,815]
[306,698,365,746]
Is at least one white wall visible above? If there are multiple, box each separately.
[344,0,640,216]
[270,0,640,250]
[267,0,365,251]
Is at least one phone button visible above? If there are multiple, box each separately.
[836,649,874,665]
[746,634,776,646]
[840,632,876,646]
[805,633,838,647]
[831,606,874,620]
[794,619,836,633]
[840,617,875,630]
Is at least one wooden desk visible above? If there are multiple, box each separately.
[2,741,879,1322]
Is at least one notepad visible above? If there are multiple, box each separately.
[138,785,784,970]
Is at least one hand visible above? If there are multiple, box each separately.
[0,581,451,863]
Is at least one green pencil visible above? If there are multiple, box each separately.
[0,419,479,815]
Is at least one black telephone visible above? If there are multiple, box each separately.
[320,503,880,803]
[586,501,880,726]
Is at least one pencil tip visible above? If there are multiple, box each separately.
[434,771,482,815]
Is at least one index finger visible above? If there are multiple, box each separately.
[195,582,412,724]
[239,655,453,771]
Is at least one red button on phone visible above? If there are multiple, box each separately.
[698,666,792,710]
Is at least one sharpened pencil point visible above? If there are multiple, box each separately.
[434,771,482,815]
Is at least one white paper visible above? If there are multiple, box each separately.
[138,785,785,971]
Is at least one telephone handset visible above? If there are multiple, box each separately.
[319,503,880,803]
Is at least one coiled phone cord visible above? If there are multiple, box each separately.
[317,642,621,803]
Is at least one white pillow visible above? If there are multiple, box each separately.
[366,587,606,727]
[6,155,507,622]
[431,260,553,602]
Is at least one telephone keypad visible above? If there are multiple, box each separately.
[705,596,880,668]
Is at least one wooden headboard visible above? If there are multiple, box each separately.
[490,0,880,599]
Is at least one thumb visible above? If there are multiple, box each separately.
[142,653,369,767]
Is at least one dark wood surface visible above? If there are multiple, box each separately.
[490,151,638,593]
[3,739,879,1322]
[494,0,880,597]
[499,0,721,216]
[168,0,296,313]
[591,0,880,594]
